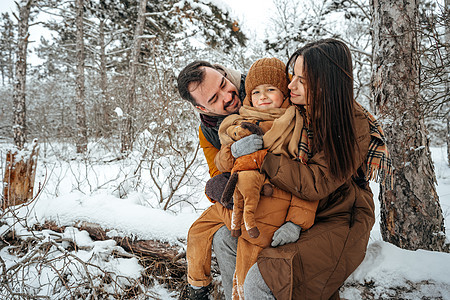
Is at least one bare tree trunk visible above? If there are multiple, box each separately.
[99,20,110,137]
[447,116,450,166]
[2,141,39,209]
[446,0,450,166]
[13,0,33,150]
[1,64,4,86]
[371,0,446,251]
[8,34,14,85]
[75,0,88,153]
[121,0,146,153]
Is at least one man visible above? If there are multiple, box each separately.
[177,61,260,300]
[177,61,247,177]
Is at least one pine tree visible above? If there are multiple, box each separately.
[371,0,446,251]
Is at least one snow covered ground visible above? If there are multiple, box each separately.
[342,146,450,299]
[1,143,449,299]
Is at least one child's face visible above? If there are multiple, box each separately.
[251,84,284,109]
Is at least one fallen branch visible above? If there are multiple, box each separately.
[39,221,184,260]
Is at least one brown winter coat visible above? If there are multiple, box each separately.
[257,105,375,299]
[215,105,318,236]
[199,126,221,179]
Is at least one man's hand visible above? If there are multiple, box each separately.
[271,222,301,247]
[231,134,263,158]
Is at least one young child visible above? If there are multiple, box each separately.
[186,58,318,299]
[214,57,318,241]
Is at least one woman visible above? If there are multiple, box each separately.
[242,39,392,299]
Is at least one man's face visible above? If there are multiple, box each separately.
[189,67,241,116]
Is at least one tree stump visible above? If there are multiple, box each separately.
[2,140,39,210]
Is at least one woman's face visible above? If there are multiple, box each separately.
[288,56,307,106]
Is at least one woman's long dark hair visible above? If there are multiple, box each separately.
[287,39,357,179]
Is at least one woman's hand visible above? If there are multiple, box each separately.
[231,134,263,158]
[271,221,302,247]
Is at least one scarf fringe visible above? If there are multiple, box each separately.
[367,163,393,190]
[357,103,394,190]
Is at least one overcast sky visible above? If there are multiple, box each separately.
[222,0,276,38]
[0,0,15,14]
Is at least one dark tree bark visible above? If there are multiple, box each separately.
[121,0,146,153]
[13,0,33,150]
[75,0,88,153]
[371,0,446,251]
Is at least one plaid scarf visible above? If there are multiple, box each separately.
[296,121,313,164]
[296,103,393,190]
[357,103,393,190]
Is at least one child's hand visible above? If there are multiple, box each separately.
[230,134,263,158]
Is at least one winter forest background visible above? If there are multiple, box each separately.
[0,0,449,299]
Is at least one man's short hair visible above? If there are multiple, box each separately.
[177,60,216,106]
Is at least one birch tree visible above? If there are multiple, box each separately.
[371,0,446,251]
[13,0,34,149]
[121,0,146,153]
[75,0,88,153]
